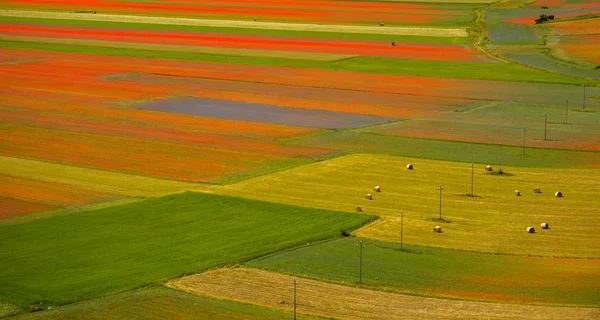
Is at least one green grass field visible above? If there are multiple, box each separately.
[220,154,600,257]
[286,131,600,168]
[10,287,328,320]
[248,238,600,306]
[0,192,373,309]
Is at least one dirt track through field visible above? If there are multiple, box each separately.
[0,10,468,37]
[168,268,600,320]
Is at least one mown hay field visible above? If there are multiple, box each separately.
[219,154,600,257]
[169,267,600,320]
[0,192,373,308]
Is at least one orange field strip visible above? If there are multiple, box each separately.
[0,196,55,218]
[0,125,330,182]
[3,0,464,24]
[550,18,600,35]
[0,23,485,62]
[0,174,119,207]
[0,109,329,156]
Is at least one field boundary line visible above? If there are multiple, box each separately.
[0,10,468,37]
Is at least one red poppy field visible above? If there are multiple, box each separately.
[1,1,599,319]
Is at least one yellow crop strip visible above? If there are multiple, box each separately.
[0,156,204,197]
[0,10,468,37]
[219,154,600,257]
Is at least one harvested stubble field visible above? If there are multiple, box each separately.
[0,192,373,308]
[219,154,600,257]
[169,267,600,320]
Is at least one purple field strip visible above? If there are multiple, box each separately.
[134,96,397,128]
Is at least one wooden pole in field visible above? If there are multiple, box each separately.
[400,212,404,250]
[583,84,586,110]
[292,279,297,320]
[544,114,547,140]
[565,98,569,124]
[437,185,443,220]
[471,162,474,196]
[522,128,527,156]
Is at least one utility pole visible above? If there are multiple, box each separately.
[358,240,365,283]
[471,162,474,197]
[499,144,503,169]
[544,114,547,140]
[522,128,527,156]
[565,98,569,124]
[400,212,404,250]
[583,84,586,110]
[437,185,444,220]
[292,279,297,320]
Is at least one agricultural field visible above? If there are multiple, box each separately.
[544,16,600,66]
[219,154,600,257]
[169,267,599,319]
[0,192,373,308]
[1,0,599,319]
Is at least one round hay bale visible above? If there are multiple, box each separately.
[541,222,549,229]
[380,22,384,26]
[527,227,535,233]
[433,225,442,233]
[355,205,362,212]
[365,193,373,200]
[534,187,541,194]
[406,164,413,170]
[514,190,521,196]
[485,165,493,172]
[374,186,381,192]
[555,191,563,197]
